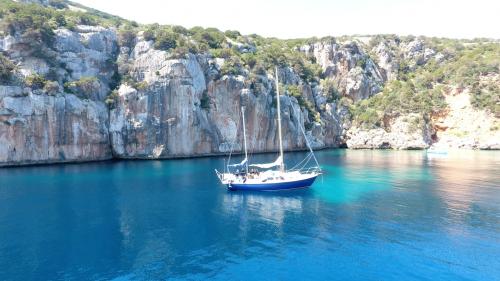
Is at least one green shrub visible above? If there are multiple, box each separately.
[471,84,500,115]
[321,79,340,102]
[118,28,136,48]
[241,53,257,69]
[76,13,98,26]
[350,100,381,128]
[154,30,178,51]
[64,77,99,98]
[170,46,189,58]
[339,97,353,107]
[143,28,156,41]
[48,0,67,9]
[134,81,148,90]
[105,89,119,108]
[220,57,243,76]
[0,0,130,37]
[286,85,320,123]
[172,25,189,35]
[25,74,47,89]
[224,30,241,39]
[0,53,15,83]
[192,27,225,49]
[211,48,234,59]
[350,80,447,128]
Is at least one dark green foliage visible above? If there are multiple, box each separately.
[108,71,121,92]
[471,84,500,115]
[48,0,67,9]
[211,48,237,59]
[402,42,499,112]
[200,91,210,110]
[154,30,178,51]
[351,39,499,128]
[241,53,257,69]
[0,0,130,35]
[350,80,447,128]
[0,53,15,83]
[105,89,119,108]
[118,28,136,48]
[286,51,322,82]
[321,79,340,102]
[0,0,131,56]
[220,57,244,76]
[143,28,156,41]
[172,25,189,35]
[192,27,225,49]
[1,2,56,46]
[64,77,99,98]
[239,40,321,82]
[224,30,241,39]
[287,84,321,123]
[355,106,380,128]
[25,74,47,89]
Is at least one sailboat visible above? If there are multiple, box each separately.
[215,68,322,191]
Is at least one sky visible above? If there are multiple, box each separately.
[72,0,500,39]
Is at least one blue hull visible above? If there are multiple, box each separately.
[228,175,318,191]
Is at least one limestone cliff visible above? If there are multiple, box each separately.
[109,39,341,158]
[0,0,498,166]
[0,86,111,166]
[0,21,117,166]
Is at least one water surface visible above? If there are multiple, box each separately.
[0,150,499,280]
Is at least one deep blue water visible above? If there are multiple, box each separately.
[0,150,499,281]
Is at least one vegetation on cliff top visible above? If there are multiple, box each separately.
[350,37,499,128]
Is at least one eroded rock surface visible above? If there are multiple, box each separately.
[0,86,111,166]
[109,41,343,158]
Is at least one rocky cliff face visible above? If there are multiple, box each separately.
[346,113,433,149]
[109,39,342,158]
[0,86,111,166]
[0,0,498,166]
[300,41,384,101]
[432,85,500,150]
[0,22,118,166]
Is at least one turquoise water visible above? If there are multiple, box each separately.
[0,150,499,280]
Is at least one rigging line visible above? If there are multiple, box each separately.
[297,153,314,171]
[289,152,313,171]
[227,108,243,167]
[298,120,321,170]
[290,152,313,172]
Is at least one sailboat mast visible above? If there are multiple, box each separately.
[275,67,285,173]
[241,106,249,173]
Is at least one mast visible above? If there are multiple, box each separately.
[241,106,249,173]
[275,67,285,173]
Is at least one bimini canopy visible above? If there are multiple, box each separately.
[228,158,247,168]
[249,156,283,169]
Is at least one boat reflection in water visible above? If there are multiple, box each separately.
[222,191,309,225]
